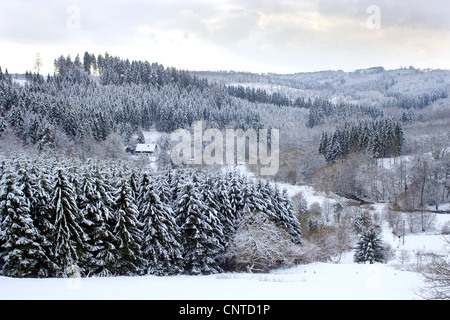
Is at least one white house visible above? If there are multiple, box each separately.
[135,143,158,155]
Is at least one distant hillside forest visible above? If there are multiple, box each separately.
[0,52,448,174]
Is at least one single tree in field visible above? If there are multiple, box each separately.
[354,228,386,264]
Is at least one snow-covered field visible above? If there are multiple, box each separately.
[0,258,423,300]
[2,202,447,300]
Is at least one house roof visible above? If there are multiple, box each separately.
[135,144,157,153]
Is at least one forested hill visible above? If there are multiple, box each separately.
[191,67,450,101]
[1,52,449,170]
[0,52,265,156]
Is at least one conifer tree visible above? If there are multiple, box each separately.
[32,170,58,277]
[176,174,224,275]
[272,188,303,245]
[319,131,329,156]
[214,177,237,246]
[0,170,47,277]
[326,133,341,163]
[394,122,405,157]
[78,168,118,276]
[354,228,386,264]
[51,168,86,276]
[112,178,144,276]
[139,175,183,275]
[226,172,244,214]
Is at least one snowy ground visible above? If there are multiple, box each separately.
[2,210,447,300]
[0,257,423,300]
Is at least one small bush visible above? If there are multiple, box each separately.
[441,221,450,235]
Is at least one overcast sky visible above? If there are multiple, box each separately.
[1,0,449,74]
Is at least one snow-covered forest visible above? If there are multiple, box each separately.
[0,52,449,299]
[0,154,302,277]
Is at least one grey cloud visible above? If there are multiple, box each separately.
[316,0,450,30]
[1,0,448,73]
[0,0,207,45]
[3,0,447,47]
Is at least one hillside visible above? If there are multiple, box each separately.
[0,53,449,300]
[192,67,450,103]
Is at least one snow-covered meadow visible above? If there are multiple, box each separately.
[0,258,423,300]
[1,177,448,300]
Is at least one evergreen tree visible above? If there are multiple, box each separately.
[112,178,144,276]
[51,168,86,276]
[0,170,47,277]
[226,172,245,214]
[32,170,58,277]
[393,122,405,157]
[78,168,118,277]
[242,179,266,214]
[272,188,303,245]
[256,180,278,220]
[354,228,386,264]
[83,52,92,74]
[214,177,237,246]
[319,131,329,156]
[176,174,224,275]
[326,133,341,163]
[16,167,36,207]
[139,175,183,275]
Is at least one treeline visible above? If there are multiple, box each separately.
[0,154,302,278]
[385,91,448,110]
[57,52,210,90]
[225,84,291,107]
[307,99,384,128]
[319,118,405,163]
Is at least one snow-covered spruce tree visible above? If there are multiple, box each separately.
[112,177,145,276]
[0,170,47,277]
[225,171,245,214]
[326,133,341,164]
[139,175,183,275]
[176,174,224,275]
[31,169,59,277]
[318,131,329,156]
[243,179,267,214]
[51,168,86,276]
[214,177,237,247]
[354,228,386,264]
[78,168,119,277]
[16,166,37,208]
[272,187,303,245]
[250,180,302,244]
[255,180,278,219]
[128,170,140,202]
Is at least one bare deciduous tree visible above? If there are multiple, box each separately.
[224,211,301,273]
[419,237,450,300]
